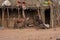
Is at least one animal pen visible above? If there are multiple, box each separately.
[0,0,60,29]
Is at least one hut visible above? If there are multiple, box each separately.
[0,0,60,29]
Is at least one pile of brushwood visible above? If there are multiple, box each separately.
[14,16,49,29]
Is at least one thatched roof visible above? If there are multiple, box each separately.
[0,0,59,7]
[0,0,15,6]
[0,0,44,7]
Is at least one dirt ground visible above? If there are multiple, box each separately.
[0,27,60,40]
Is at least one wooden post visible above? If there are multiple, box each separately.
[53,3,58,26]
[41,7,45,24]
[50,5,54,28]
[37,7,41,20]
[53,6,56,26]
[58,0,60,25]
[57,3,60,26]
[22,9,25,18]
[58,5,60,25]
[2,7,5,28]
[18,7,20,18]
[7,7,9,28]
[22,2,26,19]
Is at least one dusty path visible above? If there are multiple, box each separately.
[0,27,60,40]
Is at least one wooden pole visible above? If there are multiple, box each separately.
[2,7,5,28]
[37,7,41,20]
[7,7,9,28]
[57,2,60,26]
[18,7,20,18]
[58,5,60,25]
[41,7,45,24]
[53,6,56,26]
[22,8,25,18]
[50,5,54,28]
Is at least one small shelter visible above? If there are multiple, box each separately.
[0,0,60,28]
